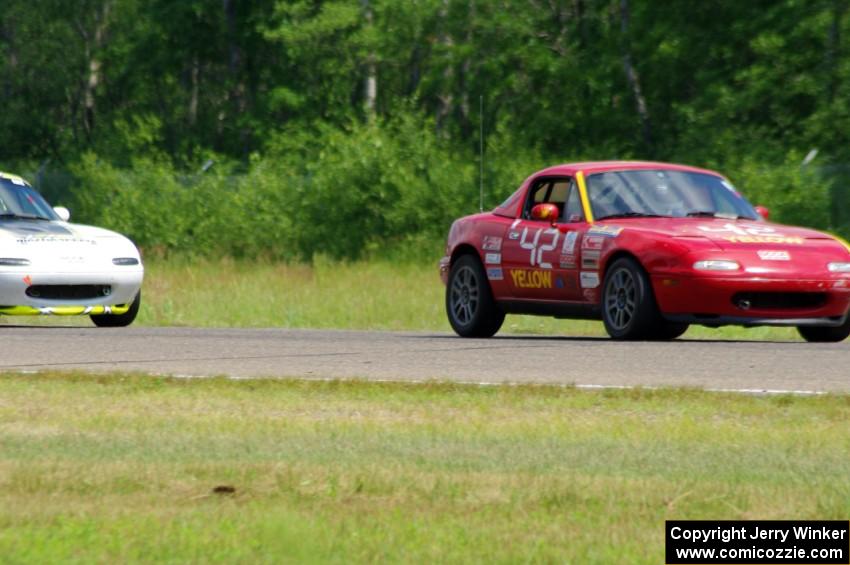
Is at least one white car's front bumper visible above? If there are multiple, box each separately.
[0,266,143,315]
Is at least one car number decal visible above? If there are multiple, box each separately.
[514,227,596,271]
[519,227,559,269]
[697,222,804,244]
[698,222,776,236]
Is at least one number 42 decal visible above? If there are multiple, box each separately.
[518,227,574,269]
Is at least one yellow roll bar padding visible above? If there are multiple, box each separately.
[576,171,594,223]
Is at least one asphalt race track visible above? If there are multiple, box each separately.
[1,327,849,393]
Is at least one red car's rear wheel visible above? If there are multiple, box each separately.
[446,255,504,338]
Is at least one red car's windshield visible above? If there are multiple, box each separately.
[586,170,759,221]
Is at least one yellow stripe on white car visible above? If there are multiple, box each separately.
[0,304,131,316]
[0,172,29,186]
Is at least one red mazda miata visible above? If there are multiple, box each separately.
[440,161,850,341]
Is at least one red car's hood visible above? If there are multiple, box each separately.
[601,217,839,251]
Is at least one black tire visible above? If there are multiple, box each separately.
[91,291,141,328]
[797,316,850,343]
[601,257,661,340]
[446,254,505,337]
[651,321,689,341]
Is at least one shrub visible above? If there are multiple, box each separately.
[48,120,848,260]
[64,114,481,261]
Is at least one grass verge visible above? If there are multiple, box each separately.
[136,258,808,340]
[1,372,849,562]
[2,257,804,341]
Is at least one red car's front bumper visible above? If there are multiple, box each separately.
[652,274,850,326]
[439,256,450,285]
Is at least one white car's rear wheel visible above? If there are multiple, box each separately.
[91,291,141,328]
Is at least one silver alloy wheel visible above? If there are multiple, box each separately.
[449,265,480,326]
[604,267,637,331]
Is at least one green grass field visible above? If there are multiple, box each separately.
[137,258,805,340]
[1,372,848,563]
[1,258,804,341]
[139,260,800,340]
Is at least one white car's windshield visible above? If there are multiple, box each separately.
[0,177,59,221]
[586,170,759,221]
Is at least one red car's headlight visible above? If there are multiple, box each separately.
[828,262,850,273]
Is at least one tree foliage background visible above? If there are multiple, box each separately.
[1,0,849,259]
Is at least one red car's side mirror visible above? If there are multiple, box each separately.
[755,205,770,220]
[530,203,559,225]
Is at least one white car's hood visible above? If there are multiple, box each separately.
[0,220,141,266]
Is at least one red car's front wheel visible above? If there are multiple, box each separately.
[602,258,663,340]
[797,316,850,343]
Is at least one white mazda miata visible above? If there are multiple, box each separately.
[0,171,143,327]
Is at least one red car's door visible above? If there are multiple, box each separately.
[502,218,560,299]
[501,177,587,301]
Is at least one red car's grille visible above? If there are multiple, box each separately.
[731,292,827,311]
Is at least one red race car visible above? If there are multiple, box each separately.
[440,161,850,341]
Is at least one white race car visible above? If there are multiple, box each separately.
[0,171,143,327]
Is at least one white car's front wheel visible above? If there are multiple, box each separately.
[91,291,141,328]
